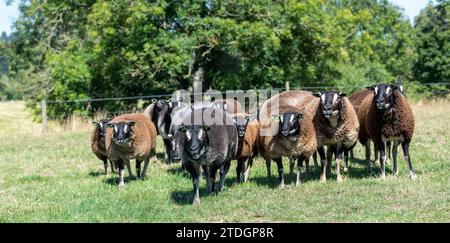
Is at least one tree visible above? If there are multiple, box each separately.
[414,0,450,84]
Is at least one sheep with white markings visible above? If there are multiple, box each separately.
[176,107,238,205]
[105,113,157,186]
[91,118,116,174]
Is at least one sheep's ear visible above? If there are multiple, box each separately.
[178,126,187,133]
[338,91,346,97]
[106,122,115,128]
[312,92,322,97]
[151,99,157,103]
[91,121,99,126]
[127,121,136,127]
[202,126,211,131]
[295,113,303,119]
[366,85,375,90]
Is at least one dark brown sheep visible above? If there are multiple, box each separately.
[351,84,416,179]
[91,118,115,174]
[105,113,157,186]
[230,113,260,182]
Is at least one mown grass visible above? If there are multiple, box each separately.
[0,100,448,222]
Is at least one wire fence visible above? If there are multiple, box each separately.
[40,82,450,132]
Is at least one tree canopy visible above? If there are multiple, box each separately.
[2,0,448,119]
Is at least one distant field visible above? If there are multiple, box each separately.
[0,100,448,222]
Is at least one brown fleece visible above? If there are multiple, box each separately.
[106,113,157,162]
[350,89,372,145]
[362,90,415,143]
[91,126,107,160]
[304,96,359,149]
[258,103,317,160]
[231,113,260,159]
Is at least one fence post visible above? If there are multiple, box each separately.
[285,81,290,91]
[41,99,47,133]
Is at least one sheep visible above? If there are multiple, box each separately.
[258,92,317,188]
[213,99,244,114]
[91,118,116,174]
[230,113,260,183]
[143,99,168,132]
[105,113,157,186]
[307,90,360,183]
[176,107,238,205]
[350,83,416,179]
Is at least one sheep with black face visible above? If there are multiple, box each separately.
[177,107,238,205]
[258,96,317,188]
[351,82,416,179]
[231,113,259,182]
[308,91,359,183]
[91,118,116,174]
[105,113,157,186]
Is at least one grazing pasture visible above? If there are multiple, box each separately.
[0,101,448,222]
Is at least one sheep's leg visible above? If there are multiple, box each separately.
[210,166,217,194]
[378,141,386,179]
[236,159,245,183]
[289,157,295,176]
[202,165,211,194]
[374,142,379,165]
[275,158,285,189]
[219,161,231,192]
[109,160,116,173]
[343,149,349,173]
[318,147,327,182]
[393,141,399,176]
[336,147,344,183]
[349,148,354,162]
[386,141,392,164]
[102,157,108,175]
[365,141,372,173]
[125,160,133,178]
[401,142,416,180]
[141,159,150,180]
[243,157,253,183]
[326,146,333,177]
[135,160,142,179]
[265,159,272,181]
[305,157,310,180]
[163,140,171,162]
[313,151,318,177]
[118,160,125,187]
[296,157,304,187]
[191,165,201,205]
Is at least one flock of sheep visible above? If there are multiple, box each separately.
[91,79,416,205]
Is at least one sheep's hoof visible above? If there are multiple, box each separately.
[385,158,391,164]
[319,175,326,183]
[343,167,349,173]
[192,198,201,205]
[296,181,302,187]
[410,173,417,180]
[337,175,344,183]
[119,182,125,187]
[380,174,386,180]
[278,183,285,189]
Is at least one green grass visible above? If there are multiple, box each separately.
[0,100,449,222]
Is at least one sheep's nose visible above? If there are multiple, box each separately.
[281,129,290,136]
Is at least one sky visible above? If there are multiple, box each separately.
[0,0,435,36]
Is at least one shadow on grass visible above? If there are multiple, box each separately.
[88,171,105,177]
[103,176,137,186]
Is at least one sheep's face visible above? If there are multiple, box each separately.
[314,91,346,119]
[107,121,136,145]
[179,126,210,160]
[233,116,252,137]
[367,84,400,111]
[170,135,181,161]
[92,119,111,137]
[273,112,303,137]
[168,100,183,112]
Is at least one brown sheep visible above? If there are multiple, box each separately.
[230,113,260,182]
[258,93,317,188]
[351,83,416,179]
[306,91,360,183]
[105,113,157,186]
[91,118,116,174]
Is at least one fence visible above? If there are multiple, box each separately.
[39,82,450,133]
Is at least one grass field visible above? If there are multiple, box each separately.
[0,100,449,222]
